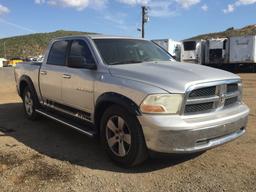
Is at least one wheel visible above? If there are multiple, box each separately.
[22,86,39,120]
[100,105,148,167]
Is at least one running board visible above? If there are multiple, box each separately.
[35,109,95,137]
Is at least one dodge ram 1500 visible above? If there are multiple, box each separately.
[15,35,249,166]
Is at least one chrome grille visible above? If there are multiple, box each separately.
[189,86,216,98]
[225,96,238,106]
[185,102,214,113]
[183,80,241,115]
[227,83,238,93]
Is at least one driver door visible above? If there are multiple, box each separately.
[61,39,96,112]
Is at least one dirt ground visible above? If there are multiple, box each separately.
[0,67,255,192]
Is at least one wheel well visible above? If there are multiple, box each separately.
[19,77,40,107]
[19,80,28,97]
[94,101,115,135]
[94,93,141,135]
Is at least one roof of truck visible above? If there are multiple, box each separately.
[54,34,145,41]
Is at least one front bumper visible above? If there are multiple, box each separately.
[138,103,249,153]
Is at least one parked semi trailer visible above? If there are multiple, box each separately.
[203,36,256,72]
[204,38,228,66]
[181,36,256,72]
[152,39,181,61]
[229,35,256,71]
[181,40,205,64]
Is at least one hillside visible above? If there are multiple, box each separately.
[1,25,256,59]
[0,30,96,59]
[188,24,256,40]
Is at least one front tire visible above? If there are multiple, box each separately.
[100,105,148,167]
[22,86,39,120]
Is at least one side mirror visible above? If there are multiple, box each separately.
[68,56,97,70]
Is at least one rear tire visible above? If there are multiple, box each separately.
[22,86,39,120]
[100,105,148,167]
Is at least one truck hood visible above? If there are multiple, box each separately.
[108,61,240,93]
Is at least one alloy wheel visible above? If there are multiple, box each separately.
[24,91,33,116]
[106,116,132,157]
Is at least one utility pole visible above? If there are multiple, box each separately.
[3,41,6,59]
[141,6,149,38]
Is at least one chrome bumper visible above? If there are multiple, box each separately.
[138,103,249,153]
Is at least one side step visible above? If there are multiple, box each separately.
[35,109,95,137]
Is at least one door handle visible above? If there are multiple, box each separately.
[62,74,71,79]
[40,71,47,75]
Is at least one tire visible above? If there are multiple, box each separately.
[100,105,148,167]
[22,86,39,120]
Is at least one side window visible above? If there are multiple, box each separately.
[47,40,68,66]
[69,40,95,65]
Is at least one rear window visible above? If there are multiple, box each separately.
[183,41,196,51]
[47,40,68,66]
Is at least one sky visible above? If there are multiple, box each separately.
[0,0,255,40]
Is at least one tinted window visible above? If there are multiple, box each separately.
[69,40,95,65]
[94,39,172,65]
[183,41,196,51]
[47,41,68,66]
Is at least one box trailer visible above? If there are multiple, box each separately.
[152,39,181,61]
[229,36,256,63]
[181,40,205,64]
[204,38,229,65]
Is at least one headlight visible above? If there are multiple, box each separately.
[140,94,183,114]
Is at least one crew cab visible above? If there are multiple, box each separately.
[15,35,249,166]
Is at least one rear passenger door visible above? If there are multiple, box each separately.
[40,40,68,103]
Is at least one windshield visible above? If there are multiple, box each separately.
[93,39,172,65]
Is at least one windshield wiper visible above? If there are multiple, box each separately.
[109,60,144,65]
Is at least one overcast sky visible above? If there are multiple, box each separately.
[0,0,255,40]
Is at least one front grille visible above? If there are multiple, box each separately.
[185,102,214,113]
[189,86,216,98]
[184,81,240,115]
[227,83,238,93]
[225,97,238,106]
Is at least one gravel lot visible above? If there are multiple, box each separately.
[0,67,255,192]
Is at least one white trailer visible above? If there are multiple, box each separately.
[229,35,256,64]
[181,40,205,64]
[204,38,228,65]
[152,39,181,61]
[0,58,7,68]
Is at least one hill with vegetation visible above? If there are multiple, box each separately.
[188,24,256,40]
[1,25,256,59]
[0,30,96,59]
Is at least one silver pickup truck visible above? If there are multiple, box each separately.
[15,35,249,166]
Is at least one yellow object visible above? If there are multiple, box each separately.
[8,59,23,67]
